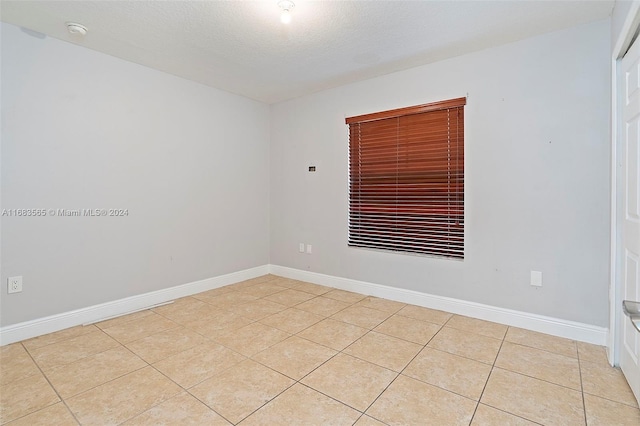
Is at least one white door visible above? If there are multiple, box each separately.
[619,34,640,406]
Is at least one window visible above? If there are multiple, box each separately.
[346,97,465,259]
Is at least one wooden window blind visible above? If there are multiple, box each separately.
[346,97,465,259]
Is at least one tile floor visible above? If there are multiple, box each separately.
[1,274,639,425]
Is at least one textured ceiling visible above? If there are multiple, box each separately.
[1,1,614,103]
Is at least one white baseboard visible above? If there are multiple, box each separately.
[1,263,608,347]
[270,265,609,346]
[0,265,270,346]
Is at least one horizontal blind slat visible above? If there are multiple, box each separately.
[348,99,464,258]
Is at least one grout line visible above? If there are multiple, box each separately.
[29,327,125,371]
[502,338,580,360]
[113,323,183,346]
[120,365,184,423]
[577,345,589,425]
[351,413,367,425]
[469,332,507,424]
[28,334,159,424]
[471,326,575,425]
[294,379,364,414]
[223,371,298,424]
[182,382,237,425]
[18,342,83,426]
[58,365,150,419]
[394,313,451,328]
[475,402,546,426]
[256,307,325,334]
[21,325,98,353]
[5,276,620,425]
[442,312,456,327]
[488,365,584,393]
[581,390,640,409]
[356,320,446,422]
[236,311,387,420]
[290,324,366,352]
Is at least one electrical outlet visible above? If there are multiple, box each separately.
[306,244,312,254]
[530,271,542,287]
[8,276,22,294]
[299,243,305,253]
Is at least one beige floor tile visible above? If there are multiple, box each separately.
[230,299,288,320]
[291,281,332,295]
[295,296,351,317]
[397,305,453,325]
[191,286,237,302]
[66,366,181,425]
[263,289,316,306]
[323,289,366,304]
[581,360,638,407]
[183,310,253,339]
[242,275,281,286]
[367,374,476,425]
[239,383,360,426]
[374,314,441,344]
[297,318,368,351]
[259,308,324,334]
[505,327,577,358]
[353,296,406,314]
[403,347,492,400]
[95,310,155,330]
[301,353,397,411]
[7,279,616,425]
[153,342,245,388]
[344,331,422,372]
[428,327,502,364]
[353,415,387,426]
[203,292,259,308]
[151,297,219,325]
[100,312,179,344]
[495,341,580,390]
[481,368,584,425]
[189,359,294,424]
[22,325,98,351]
[471,404,538,425]
[0,373,60,424]
[445,315,508,340]
[123,392,230,425]
[242,275,280,285]
[252,336,337,380]
[150,296,207,315]
[213,322,290,356]
[236,283,288,298]
[221,280,263,292]
[0,344,40,386]
[45,346,146,398]
[584,393,640,425]
[4,402,78,426]
[268,277,304,289]
[577,341,609,366]
[28,330,119,370]
[331,305,391,329]
[126,327,207,363]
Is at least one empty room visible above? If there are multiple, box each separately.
[1,0,639,424]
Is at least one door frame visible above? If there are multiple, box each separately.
[610,2,640,366]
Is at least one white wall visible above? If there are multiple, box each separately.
[1,17,612,330]
[612,0,637,52]
[0,23,270,326]
[270,19,611,327]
